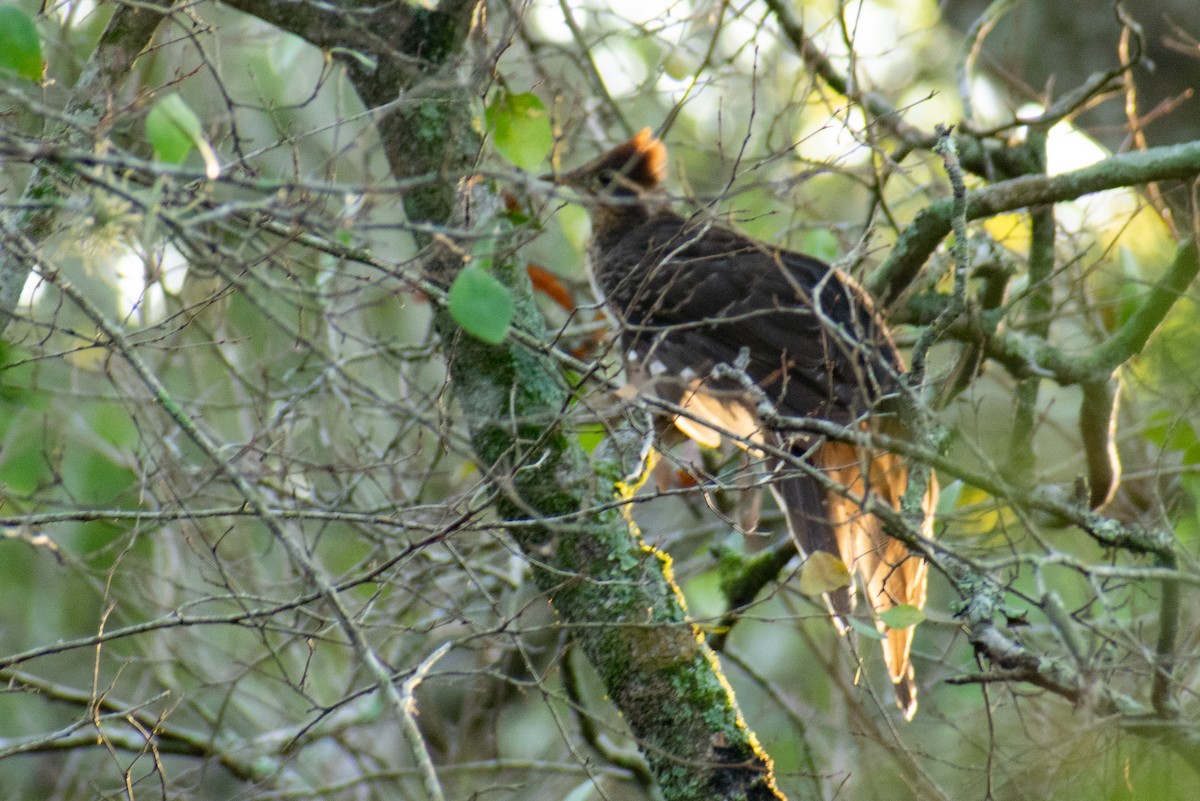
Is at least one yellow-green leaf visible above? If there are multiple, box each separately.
[0,6,42,81]
[879,604,925,630]
[485,90,552,171]
[798,551,851,596]
[146,94,203,165]
[935,478,963,517]
[146,93,221,178]
[448,265,514,344]
[576,422,606,453]
[847,617,886,641]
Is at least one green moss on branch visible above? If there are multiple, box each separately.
[429,244,783,798]
[870,141,1200,304]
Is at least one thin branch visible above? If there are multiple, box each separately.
[0,1,171,332]
[398,643,452,801]
[9,237,440,794]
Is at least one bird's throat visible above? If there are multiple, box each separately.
[589,203,651,257]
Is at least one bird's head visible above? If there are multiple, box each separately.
[544,128,667,199]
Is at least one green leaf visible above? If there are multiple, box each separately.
[1180,470,1200,514]
[879,604,925,630]
[801,228,841,263]
[1142,409,1198,452]
[847,616,886,641]
[1115,246,1143,329]
[576,422,606,453]
[485,90,552,171]
[935,478,963,518]
[448,265,514,344]
[0,6,42,81]
[798,551,851,596]
[0,341,43,407]
[146,94,203,165]
[1185,442,1200,468]
[64,447,136,505]
[0,440,51,495]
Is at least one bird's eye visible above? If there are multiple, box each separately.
[597,168,616,186]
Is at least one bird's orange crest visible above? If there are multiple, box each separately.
[627,128,667,189]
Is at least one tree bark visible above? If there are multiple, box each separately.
[222,1,787,797]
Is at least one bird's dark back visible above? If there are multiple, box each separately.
[590,209,904,428]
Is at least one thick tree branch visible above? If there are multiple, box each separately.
[980,237,1198,384]
[870,140,1200,303]
[760,0,1039,180]
[228,1,785,796]
[899,236,1199,390]
[428,220,783,800]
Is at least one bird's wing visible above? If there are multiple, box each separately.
[597,215,902,426]
[594,212,932,717]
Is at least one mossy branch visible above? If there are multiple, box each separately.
[898,237,1199,388]
[235,0,785,795]
[1085,238,1200,373]
[870,140,1200,304]
[426,197,783,800]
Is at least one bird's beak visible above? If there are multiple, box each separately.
[540,148,615,187]
[538,166,585,187]
[537,167,597,202]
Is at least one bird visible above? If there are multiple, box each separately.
[547,128,936,718]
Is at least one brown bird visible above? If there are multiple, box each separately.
[549,128,935,718]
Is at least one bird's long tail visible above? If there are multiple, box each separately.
[773,439,935,719]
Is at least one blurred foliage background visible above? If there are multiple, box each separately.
[1,1,1199,799]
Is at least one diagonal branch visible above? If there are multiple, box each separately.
[870,140,1200,303]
